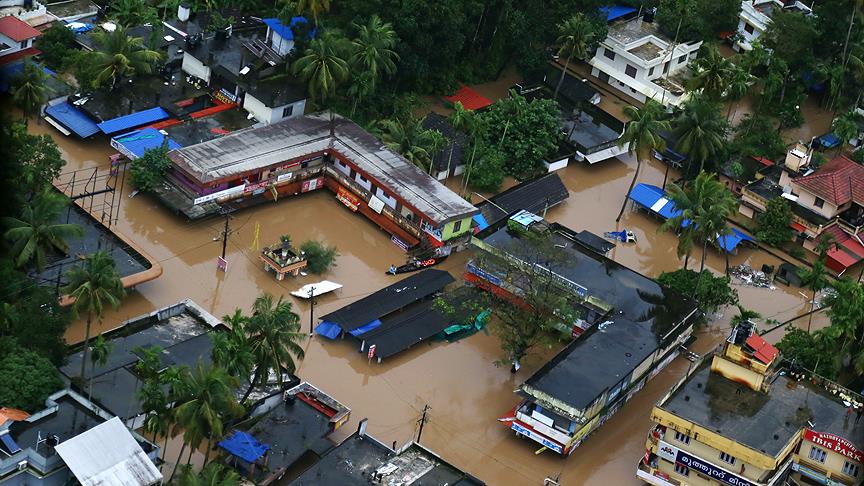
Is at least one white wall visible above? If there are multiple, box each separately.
[354,172,372,191]
[0,32,31,55]
[243,93,306,125]
[181,52,210,84]
[375,186,397,209]
[269,30,295,56]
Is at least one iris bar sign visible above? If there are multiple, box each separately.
[675,450,755,486]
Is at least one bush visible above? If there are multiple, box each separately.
[658,268,738,314]
[36,24,77,71]
[776,327,839,379]
[756,198,794,247]
[129,144,172,192]
[467,143,506,192]
[300,240,339,274]
[0,342,63,412]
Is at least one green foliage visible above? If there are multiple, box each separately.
[474,94,561,180]
[756,198,794,247]
[175,463,241,486]
[8,122,66,196]
[12,61,48,120]
[672,96,729,177]
[108,0,158,27]
[686,44,734,100]
[776,327,840,379]
[129,144,172,192]
[852,149,864,165]
[732,115,786,161]
[762,11,818,75]
[65,50,104,90]
[293,32,350,104]
[811,151,829,169]
[657,269,738,314]
[90,26,163,89]
[3,189,84,271]
[0,341,63,411]
[833,111,863,148]
[36,24,78,71]
[656,0,741,42]
[300,239,338,274]
[467,143,506,192]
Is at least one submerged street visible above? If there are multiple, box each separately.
[30,114,824,485]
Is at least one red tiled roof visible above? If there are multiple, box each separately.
[794,156,864,206]
[444,85,492,111]
[745,334,779,365]
[0,46,40,65]
[752,156,774,167]
[0,407,30,423]
[0,16,42,42]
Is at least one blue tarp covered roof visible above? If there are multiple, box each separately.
[601,5,637,22]
[315,321,342,339]
[472,214,489,231]
[717,228,755,252]
[45,102,101,138]
[97,107,170,135]
[817,133,840,148]
[262,16,314,41]
[348,319,381,337]
[218,431,269,463]
[113,127,181,159]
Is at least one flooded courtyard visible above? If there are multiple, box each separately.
[28,107,827,485]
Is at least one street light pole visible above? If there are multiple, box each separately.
[308,286,316,336]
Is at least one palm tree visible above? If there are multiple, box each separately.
[686,44,733,100]
[3,189,84,271]
[212,309,254,389]
[241,293,305,402]
[376,117,434,169]
[798,238,833,332]
[295,0,330,24]
[62,250,125,381]
[91,26,162,89]
[724,65,752,122]
[842,0,864,70]
[175,463,241,486]
[553,13,596,100]
[88,335,112,402]
[350,15,399,90]
[672,96,728,178]
[424,129,448,175]
[170,363,242,477]
[12,61,48,122]
[822,278,864,372]
[832,111,862,155]
[449,101,473,133]
[693,179,737,273]
[730,305,761,328]
[660,180,702,270]
[292,33,349,104]
[346,71,374,117]
[616,100,670,222]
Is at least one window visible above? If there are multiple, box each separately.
[674,463,690,476]
[678,55,686,64]
[843,461,860,477]
[282,105,294,118]
[625,64,637,78]
[719,452,736,465]
[349,169,357,179]
[744,22,755,34]
[814,197,825,208]
[674,431,690,445]
[603,48,615,60]
[808,446,827,463]
[359,175,368,183]
[648,66,655,76]
[663,62,670,74]
[452,220,462,233]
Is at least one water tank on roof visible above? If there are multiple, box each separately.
[178,2,190,22]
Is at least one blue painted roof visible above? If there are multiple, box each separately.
[96,107,170,135]
[113,127,181,159]
[261,16,314,41]
[45,102,101,138]
[601,5,637,22]
[472,213,489,231]
[218,431,269,463]
[817,133,840,148]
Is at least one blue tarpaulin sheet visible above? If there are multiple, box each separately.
[97,107,170,135]
[600,5,637,22]
[473,214,489,231]
[717,228,754,253]
[45,102,100,138]
[113,127,181,159]
[817,133,840,149]
[218,431,269,463]
[315,321,342,339]
[348,319,382,336]
[261,16,314,41]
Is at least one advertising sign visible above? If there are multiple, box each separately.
[368,195,385,214]
[336,186,360,212]
[657,441,678,463]
[510,422,564,454]
[791,462,841,486]
[302,177,323,193]
[674,450,756,486]
[367,344,376,359]
[193,184,245,205]
[276,172,294,183]
[804,429,864,462]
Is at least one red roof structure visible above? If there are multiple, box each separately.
[745,334,779,365]
[0,47,40,65]
[0,16,42,42]
[820,224,864,272]
[444,85,492,111]
[794,156,864,206]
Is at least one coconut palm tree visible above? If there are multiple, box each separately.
[91,26,162,89]
[376,117,434,169]
[553,13,597,100]
[12,61,48,122]
[724,65,753,122]
[686,44,733,101]
[822,278,864,372]
[730,305,761,328]
[616,100,670,222]
[170,363,242,477]
[449,101,473,133]
[693,179,737,273]
[832,111,862,155]
[842,0,864,70]
[292,32,349,104]
[295,0,330,24]
[241,293,305,402]
[87,335,112,402]
[659,179,703,270]
[3,189,84,271]
[350,15,399,90]
[212,309,254,389]
[799,238,833,333]
[175,463,241,486]
[62,250,125,381]
[346,71,374,117]
[672,96,728,178]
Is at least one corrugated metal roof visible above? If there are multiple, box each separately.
[55,417,162,486]
[113,127,182,159]
[45,102,100,138]
[97,107,171,135]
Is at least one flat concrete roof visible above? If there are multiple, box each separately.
[169,113,478,224]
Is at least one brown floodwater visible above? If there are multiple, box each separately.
[23,96,827,485]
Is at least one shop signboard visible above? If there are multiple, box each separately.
[368,195,385,214]
[276,172,293,183]
[675,450,756,486]
[336,186,360,212]
[791,462,841,486]
[803,429,864,462]
[657,441,678,462]
[194,184,245,205]
[302,177,323,193]
[510,422,563,454]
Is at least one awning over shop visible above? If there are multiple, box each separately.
[45,102,100,138]
[112,128,181,159]
[97,107,171,135]
[217,431,270,464]
[444,85,492,111]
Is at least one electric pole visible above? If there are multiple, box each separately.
[220,210,231,259]
[308,286,316,336]
[416,404,430,443]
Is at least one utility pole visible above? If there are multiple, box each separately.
[308,286,316,336]
[416,404,430,443]
[217,208,233,272]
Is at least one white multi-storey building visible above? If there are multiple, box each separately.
[589,14,702,107]
[734,0,813,52]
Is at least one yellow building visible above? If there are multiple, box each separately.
[636,321,864,486]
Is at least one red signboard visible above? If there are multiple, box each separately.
[302,177,323,193]
[367,344,376,359]
[804,429,863,462]
[336,186,360,212]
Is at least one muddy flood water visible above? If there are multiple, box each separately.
[27,104,826,485]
